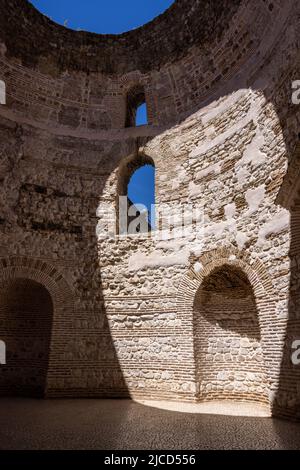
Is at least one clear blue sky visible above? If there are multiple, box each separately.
[128,165,155,226]
[30,1,161,220]
[30,0,174,34]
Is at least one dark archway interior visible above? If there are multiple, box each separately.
[193,265,269,404]
[0,278,53,397]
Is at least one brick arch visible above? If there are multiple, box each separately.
[119,72,155,127]
[117,153,155,198]
[0,257,74,310]
[0,257,75,396]
[178,248,276,309]
[176,248,277,406]
[97,148,157,240]
[115,152,155,235]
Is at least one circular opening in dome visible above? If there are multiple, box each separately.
[29,0,175,34]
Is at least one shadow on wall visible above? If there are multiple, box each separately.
[0,263,130,399]
[47,175,131,398]
[77,227,129,398]
[0,179,130,399]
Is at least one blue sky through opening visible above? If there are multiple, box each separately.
[30,0,174,34]
[136,103,148,126]
[128,165,155,227]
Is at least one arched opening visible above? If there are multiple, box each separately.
[125,85,148,127]
[117,155,155,235]
[0,278,53,397]
[193,265,269,405]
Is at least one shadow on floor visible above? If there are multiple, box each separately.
[1,398,300,450]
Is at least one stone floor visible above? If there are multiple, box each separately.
[1,398,300,450]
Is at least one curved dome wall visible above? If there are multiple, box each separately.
[1,0,242,74]
[0,0,295,131]
[0,0,300,419]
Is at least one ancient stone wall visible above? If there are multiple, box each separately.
[0,0,299,419]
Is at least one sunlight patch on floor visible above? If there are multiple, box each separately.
[134,399,271,417]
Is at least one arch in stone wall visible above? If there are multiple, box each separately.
[125,84,147,128]
[116,153,155,235]
[119,72,155,127]
[0,257,75,396]
[193,263,269,404]
[177,248,277,406]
